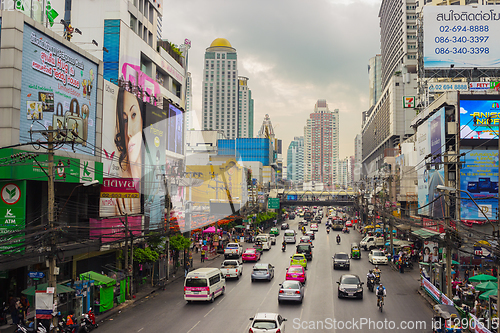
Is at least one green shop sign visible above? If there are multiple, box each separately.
[0,180,26,254]
[0,149,102,183]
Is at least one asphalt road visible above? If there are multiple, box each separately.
[96,216,434,333]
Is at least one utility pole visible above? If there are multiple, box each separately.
[444,153,453,300]
[47,127,57,332]
[123,215,130,299]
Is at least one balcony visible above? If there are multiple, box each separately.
[157,40,184,68]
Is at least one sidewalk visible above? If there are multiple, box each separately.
[94,248,221,324]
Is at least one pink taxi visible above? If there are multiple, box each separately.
[285,265,307,284]
[242,248,261,262]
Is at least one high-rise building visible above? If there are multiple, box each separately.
[368,55,382,108]
[257,114,276,140]
[304,100,339,188]
[286,136,304,183]
[238,76,254,138]
[354,134,362,182]
[202,38,239,139]
[379,0,417,90]
[336,157,353,189]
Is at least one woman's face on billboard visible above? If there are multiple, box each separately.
[122,92,142,177]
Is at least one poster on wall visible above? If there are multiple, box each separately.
[460,96,500,140]
[0,181,26,254]
[422,241,440,263]
[20,24,98,155]
[460,149,498,221]
[417,108,446,218]
[167,103,184,155]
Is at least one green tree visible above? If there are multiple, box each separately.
[169,234,191,271]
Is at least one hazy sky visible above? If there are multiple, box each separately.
[163,0,382,160]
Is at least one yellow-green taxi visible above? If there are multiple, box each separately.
[290,253,307,269]
[270,227,280,236]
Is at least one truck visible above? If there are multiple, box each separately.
[221,259,243,279]
[360,236,385,251]
[224,243,243,259]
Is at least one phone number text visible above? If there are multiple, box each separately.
[434,36,489,43]
[434,47,489,55]
[439,25,489,33]
[100,192,140,198]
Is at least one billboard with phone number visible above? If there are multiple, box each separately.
[20,23,98,155]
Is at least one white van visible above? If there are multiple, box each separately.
[255,234,272,250]
[184,268,226,303]
[284,229,296,244]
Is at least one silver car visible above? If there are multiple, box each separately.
[278,280,304,304]
[251,263,275,282]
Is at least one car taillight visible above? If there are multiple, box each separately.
[184,287,187,291]
[295,290,301,294]
[249,328,253,333]
[279,290,284,293]
[276,329,281,333]
[236,269,238,273]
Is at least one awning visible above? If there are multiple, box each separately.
[396,224,412,231]
[411,228,441,239]
[79,271,116,287]
[22,283,74,296]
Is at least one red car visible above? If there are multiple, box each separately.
[286,265,307,283]
[345,220,352,227]
[242,248,261,262]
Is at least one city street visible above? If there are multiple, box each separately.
[96,217,434,332]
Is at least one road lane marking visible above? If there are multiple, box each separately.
[186,320,200,333]
[296,308,304,333]
[138,328,143,332]
[259,282,275,306]
[204,308,214,317]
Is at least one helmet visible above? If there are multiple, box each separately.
[369,269,373,273]
[375,265,379,269]
[379,283,383,287]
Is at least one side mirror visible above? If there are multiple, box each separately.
[283,318,288,321]
[249,318,254,321]
[361,282,365,285]
[336,281,340,284]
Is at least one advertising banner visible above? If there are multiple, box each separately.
[20,24,98,155]
[428,82,469,92]
[143,104,167,230]
[423,5,500,68]
[460,96,500,139]
[0,181,26,254]
[167,103,184,155]
[421,276,453,305]
[101,82,143,216]
[422,240,440,263]
[89,216,142,243]
[460,149,498,221]
[417,108,446,218]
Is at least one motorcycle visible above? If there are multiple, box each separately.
[326,228,330,234]
[81,308,98,332]
[374,272,381,285]
[342,228,350,234]
[282,244,286,252]
[367,277,375,292]
[15,321,50,333]
[336,236,341,245]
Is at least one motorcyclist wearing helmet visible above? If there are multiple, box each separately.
[376,283,386,307]
[367,269,376,280]
[373,265,381,275]
[336,234,341,244]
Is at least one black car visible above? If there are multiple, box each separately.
[296,242,313,261]
[281,222,290,230]
[333,252,350,270]
[332,223,343,231]
[289,214,296,220]
[337,274,364,299]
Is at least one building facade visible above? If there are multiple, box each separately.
[185,72,195,130]
[304,100,339,188]
[337,157,353,189]
[354,134,362,182]
[368,55,382,108]
[238,76,254,138]
[286,136,304,183]
[202,38,239,139]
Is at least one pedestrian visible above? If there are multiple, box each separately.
[464,268,469,282]
[201,249,205,263]
[185,261,191,277]
[493,267,498,277]
[9,295,19,325]
[20,295,29,321]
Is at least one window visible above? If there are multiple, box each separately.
[139,0,144,13]
[138,22,143,38]
[130,14,137,33]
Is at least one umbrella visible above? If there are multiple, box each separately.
[476,281,498,291]
[203,226,221,233]
[469,274,497,282]
[479,289,497,301]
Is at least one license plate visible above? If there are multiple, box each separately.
[293,275,297,277]
[348,293,354,296]
[193,291,199,294]
[226,275,230,278]
[287,292,293,295]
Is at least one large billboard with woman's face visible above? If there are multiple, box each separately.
[101,82,143,217]
[20,24,98,155]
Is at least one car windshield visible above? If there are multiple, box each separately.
[185,278,207,287]
[226,244,238,248]
[285,232,295,236]
[293,256,304,260]
[244,250,255,254]
[282,281,300,289]
[252,320,277,329]
[288,267,303,273]
[335,254,349,259]
[223,261,238,267]
[297,245,310,251]
[373,251,385,256]
[253,268,268,272]
[341,277,360,284]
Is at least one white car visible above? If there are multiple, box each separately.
[249,313,287,333]
[368,250,388,265]
[270,235,277,245]
[310,223,318,232]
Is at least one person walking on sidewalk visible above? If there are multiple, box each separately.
[201,249,205,263]
[185,261,191,277]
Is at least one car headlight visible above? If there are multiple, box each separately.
[339,288,346,292]
[357,288,363,292]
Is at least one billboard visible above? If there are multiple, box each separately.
[89,216,142,243]
[460,149,498,221]
[166,103,184,155]
[143,103,167,230]
[20,24,98,155]
[0,181,26,254]
[423,5,500,68]
[417,108,446,218]
[101,82,143,216]
[460,95,500,139]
